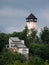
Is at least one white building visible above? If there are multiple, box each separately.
[26,13,37,36]
[9,37,29,56]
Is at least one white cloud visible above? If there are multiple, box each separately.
[0,7,29,33]
[36,8,49,29]
[42,11,49,21]
[0,5,49,33]
[38,9,49,22]
[4,27,20,33]
[0,7,29,18]
[0,0,17,3]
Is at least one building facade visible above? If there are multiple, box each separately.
[26,13,37,36]
[9,37,29,59]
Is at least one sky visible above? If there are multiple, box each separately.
[0,0,49,33]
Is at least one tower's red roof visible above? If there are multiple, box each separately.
[26,13,37,19]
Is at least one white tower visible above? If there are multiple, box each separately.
[26,13,37,36]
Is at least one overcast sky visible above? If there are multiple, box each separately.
[0,0,49,33]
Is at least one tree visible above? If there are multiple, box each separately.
[40,26,49,44]
[29,55,44,65]
[26,29,37,47]
[0,33,9,52]
[22,26,28,46]
[33,56,44,65]
[29,43,49,60]
[0,48,26,65]
[21,27,37,47]
[44,60,49,65]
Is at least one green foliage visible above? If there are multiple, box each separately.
[33,56,44,65]
[11,32,23,39]
[0,33,9,51]
[26,29,37,47]
[10,26,37,47]
[40,26,49,44]
[44,60,49,65]
[0,48,26,65]
[0,26,38,49]
[13,61,29,65]
[29,43,49,60]
[28,55,44,65]
[0,26,49,65]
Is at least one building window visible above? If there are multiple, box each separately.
[22,49,27,54]
[11,44,16,47]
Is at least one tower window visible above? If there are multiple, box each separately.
[31,19,33,21]
[34,19,37,22]
[26,19,29,22]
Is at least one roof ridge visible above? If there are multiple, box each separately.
[26,13,37,19]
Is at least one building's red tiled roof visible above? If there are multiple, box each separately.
[26,13,37,19]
